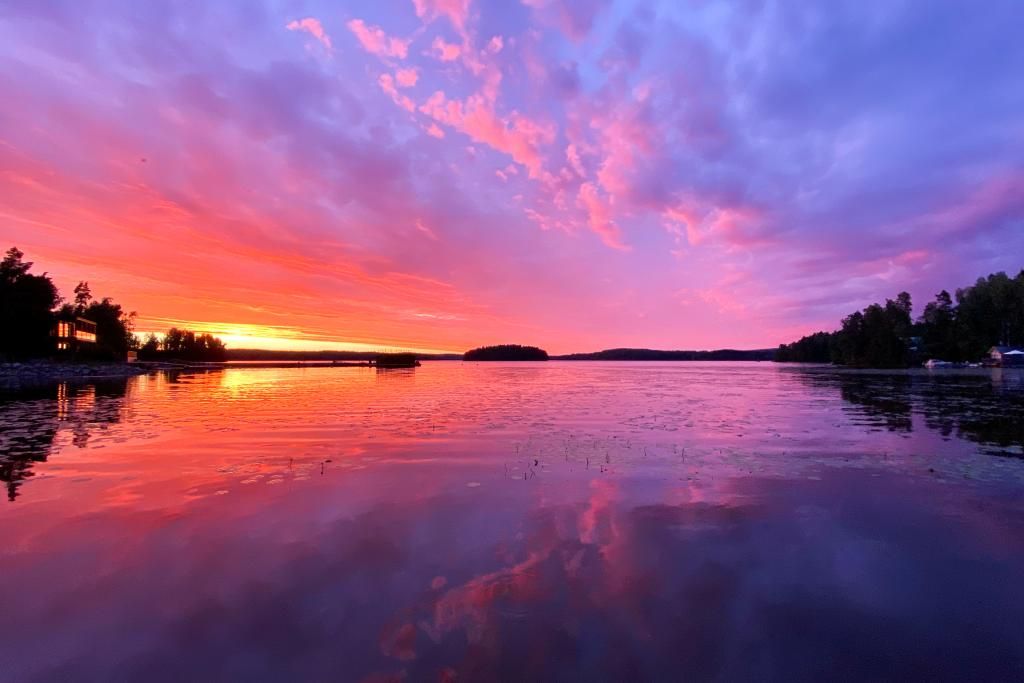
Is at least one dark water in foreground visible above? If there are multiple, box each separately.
[1,362,1023,681]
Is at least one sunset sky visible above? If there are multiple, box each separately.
[2,0,1022,353]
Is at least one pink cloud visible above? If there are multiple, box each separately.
[414,219,439,240]
[419,90,554,178]
[430,37,462,62]
[8,0,1023,354]
[565,144,584,177]
[663,206,701,244]
[521,0,610,41]
[378,74,415,111]
[591,107,656,197]
[705,207,769,248]
[285,17,332,51]
[664,203,767,248]
[413,0,472,33]
[577,182,628,250]
[395,68,419,88]
[901,172,1024,239]
[346,19,409,59]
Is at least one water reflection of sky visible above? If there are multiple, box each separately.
[1,363,1023,679]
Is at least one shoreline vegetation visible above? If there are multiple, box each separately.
[776,268,1024,368]
[2,246,230,366]
[5,246,1022,375]
[138,328,226,362]
[2,248,136,361]
[227,347,778,362]
[556,348,774,361]
[226,349,462,361]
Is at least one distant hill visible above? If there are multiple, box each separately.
[226,347,775,362]
[464,345,549,361]
[553,348,776,361]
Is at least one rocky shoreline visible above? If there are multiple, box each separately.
[0,361,152,387]
[0,360,377,389]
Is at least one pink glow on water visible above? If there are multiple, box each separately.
[1,364,1023,678]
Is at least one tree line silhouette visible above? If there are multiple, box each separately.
[777,269,1024,366]
[0,247,59,358]
[138,329,226,362]
[1,247,225,362]
[557,348,774,361]
[1,247,135,360]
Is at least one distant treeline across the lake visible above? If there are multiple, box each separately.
[138,328,227,362]
[226,349,462,361]
[777,269,1024,367]
[556,348,775,361]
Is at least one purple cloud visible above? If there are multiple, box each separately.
[0,0,1021,352]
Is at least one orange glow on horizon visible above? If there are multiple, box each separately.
[134,319,461,354]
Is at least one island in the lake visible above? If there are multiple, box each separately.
[464,344,549,361]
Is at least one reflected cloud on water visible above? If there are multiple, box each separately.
[3,467,1023,680]
[4,365,1021,504]
[1,364,1024,679]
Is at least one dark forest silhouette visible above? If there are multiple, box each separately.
[1,247,136,360]
[2,247,227,362]
[139,328,227,362]
[777,270,1024,367]
[1,247,61,358]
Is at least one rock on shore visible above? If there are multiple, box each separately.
[0,361,151,387]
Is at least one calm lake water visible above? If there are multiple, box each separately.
[2,361,1023,681]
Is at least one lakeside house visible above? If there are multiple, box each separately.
[989,346,1024,366]
[52,316,98,354]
